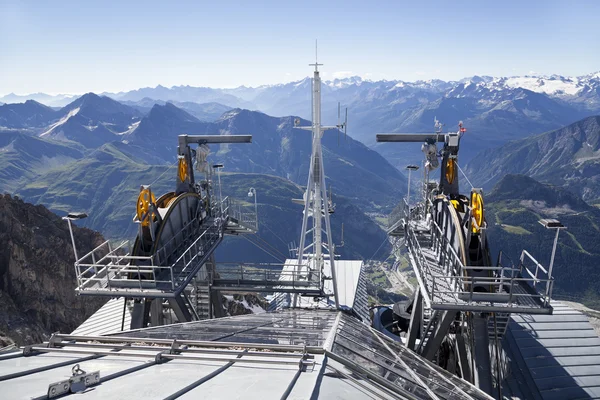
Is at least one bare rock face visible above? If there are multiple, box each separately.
[222,293,268,316]
[0,194,105,346]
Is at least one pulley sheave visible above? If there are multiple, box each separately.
[178,156,189,182]
[445,158,456,185]
[136,187,156,227]
[470,190,484,234]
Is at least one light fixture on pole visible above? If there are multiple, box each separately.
[212,164,224,214]
[62,212,88,261]
[248,187,258,230]
[538,218,566,299]
[405,165,420,206]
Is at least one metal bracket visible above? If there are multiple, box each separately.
[22,345,38,357]
[47,364,100,399]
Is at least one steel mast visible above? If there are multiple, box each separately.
[294,50,341,308]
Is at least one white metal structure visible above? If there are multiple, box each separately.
[293,55,346,308]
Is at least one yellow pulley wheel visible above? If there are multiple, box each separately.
[178,157,188,182]
[136,188,156,227]
[471,191,484,233]
[446,158,456,184]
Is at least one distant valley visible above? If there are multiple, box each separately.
[0,93,399,262]
[485,174,600,305]
[3,72,600,306]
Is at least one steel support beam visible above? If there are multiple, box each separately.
[422,310,456,361]
[207,255,225,318]
[456,333,473,384]
[473,316,493,396]
[130,300,145,330]
[150,298,164,326]
[376,134,446,143]
[179,135,252,145]
[406,290,423,351]
[169,295,193,323]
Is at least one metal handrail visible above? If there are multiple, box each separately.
[74,196,231,295]
[404,204,554,309]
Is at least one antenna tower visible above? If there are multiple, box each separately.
[294,43,342,308]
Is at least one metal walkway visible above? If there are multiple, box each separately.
[210,263,323,294]
[73,197,256,298]
[405,217,554,315]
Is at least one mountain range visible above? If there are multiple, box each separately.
[0,92,406,211]
[3,76,600,303]
[3,70,599,167]
[465,115,600,202]
[0,94,399,262]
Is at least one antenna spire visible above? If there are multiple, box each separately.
[309,39,323,71]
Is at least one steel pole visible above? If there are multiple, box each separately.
[65,219,79,261]
[254,190,258,230]
[217,168,223,214]
[546,228,561,298]
[407,169,412,206]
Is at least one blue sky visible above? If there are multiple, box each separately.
[1,0,599,95]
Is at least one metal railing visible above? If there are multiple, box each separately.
[210,263,322,292]
[227,197,258,232]
[73,196,241,297]
[405,203,554,310]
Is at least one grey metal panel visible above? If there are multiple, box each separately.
[511,328,598,339]
[178,362,298,399]
[72,297,130,336]
[519,345,600,358]
[511,314,590,323]
[503,301,600,400]
[524,355,600,369]
[1,356,148,398]
[508,322,594,331]
[316,365,395,399]
[535,374,600,390]
[285,356,337,400]
[529,365,600,380]
[81,360,230,400]
[323,357,399,399]
[541,385,600,400]
[515,337,600,348]
[0,353,84,378]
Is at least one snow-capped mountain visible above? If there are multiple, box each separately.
[2,70,599,165]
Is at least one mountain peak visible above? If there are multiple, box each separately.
[60,92,139,118]
[146,102,200,123]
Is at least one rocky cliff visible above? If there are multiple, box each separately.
[0,194,104,346]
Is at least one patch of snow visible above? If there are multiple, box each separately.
[0,140,15,152]
[118,120,140,135]
[40,107,80,137]
[504,77,582,96]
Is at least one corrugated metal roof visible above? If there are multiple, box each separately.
[71,298,131,336]
[502,301,600,400]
